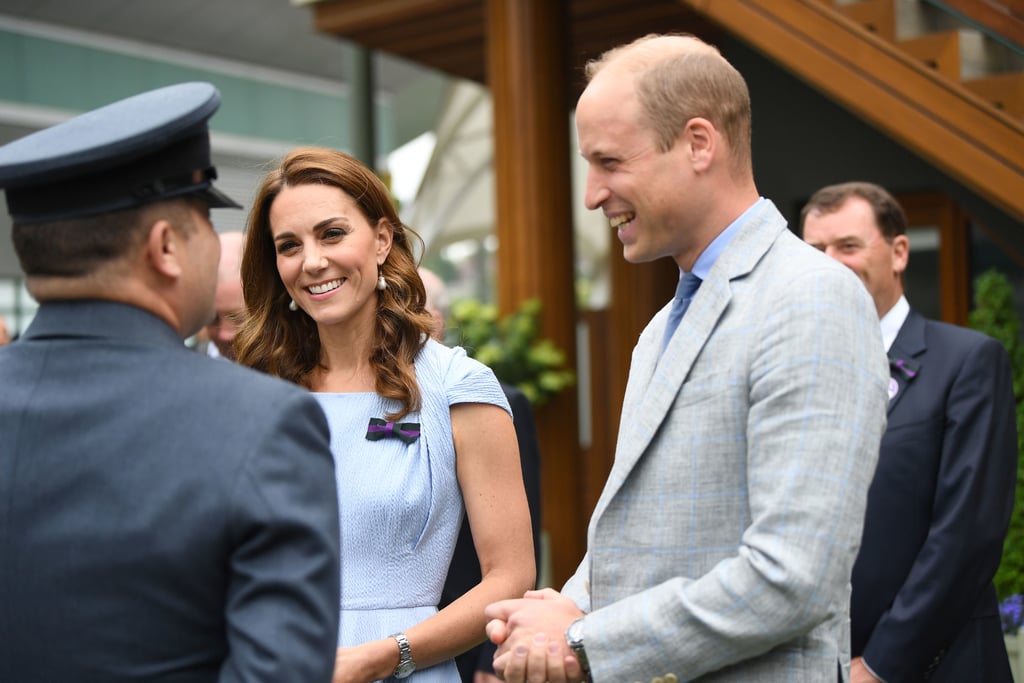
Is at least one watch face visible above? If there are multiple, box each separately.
[567,618,584,646]
[395,660,416,678]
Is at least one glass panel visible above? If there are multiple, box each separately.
[905,226,941,321]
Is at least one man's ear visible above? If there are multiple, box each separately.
[892,233,910,277]
[683,116,716,172]
[146,219,184,280]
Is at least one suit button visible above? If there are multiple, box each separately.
[664,676,679,683]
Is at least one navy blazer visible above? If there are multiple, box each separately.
[853,308,1017,682]
[0,301,341,683]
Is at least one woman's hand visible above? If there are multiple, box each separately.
[332,639,398,683]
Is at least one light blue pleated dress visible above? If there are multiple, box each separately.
[314,339,510,682]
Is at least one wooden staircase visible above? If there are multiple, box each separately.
[834,0,1023,119]
[680,0,1024,222]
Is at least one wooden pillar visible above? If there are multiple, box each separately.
[940,205,971,327]
[486,0,583,586]
[901,192,971,326]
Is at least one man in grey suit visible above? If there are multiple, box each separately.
[0,82,341,683]
[485,34,889,682]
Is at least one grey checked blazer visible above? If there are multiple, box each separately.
[562,200,889,682]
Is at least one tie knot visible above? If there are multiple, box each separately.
[661,272,702,355]
[675,272,702,301]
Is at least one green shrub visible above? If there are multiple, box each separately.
[448,297,575,407]
[968,269,1024,599]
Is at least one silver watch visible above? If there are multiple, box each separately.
[389,632,416,679]
[565,617,593,682]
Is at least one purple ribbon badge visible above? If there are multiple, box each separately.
[365,417,420,444]
[889,355,919,380]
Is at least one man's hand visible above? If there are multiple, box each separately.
[484,589,585,683]
[850,656,881,683]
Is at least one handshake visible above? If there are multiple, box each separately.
[484,588,588,683]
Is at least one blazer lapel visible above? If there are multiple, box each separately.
[887,308,926,414]
[602,201,787,502]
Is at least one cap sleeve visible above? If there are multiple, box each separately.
[420,339,511,418]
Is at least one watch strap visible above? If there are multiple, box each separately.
[389,632,416,679]
[565,617,593,683]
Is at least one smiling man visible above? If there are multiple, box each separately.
[801,181,1016,683]
[485,33,889,683]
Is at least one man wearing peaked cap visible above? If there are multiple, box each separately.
[0,83,341,683]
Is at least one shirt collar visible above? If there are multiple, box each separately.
[880,295,909,351]
[686,197,766,281]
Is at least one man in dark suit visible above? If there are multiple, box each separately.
[802,181,1017,682]
[441,380,542,683]
[0,82,341,683]
[419,267,543,683]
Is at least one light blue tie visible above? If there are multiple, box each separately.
[661,271,702,354]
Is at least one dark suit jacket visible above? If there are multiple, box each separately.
[853,308,1016,682]
[440,382,542,682]
[0,301,341,683]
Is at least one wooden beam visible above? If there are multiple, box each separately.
[313,0,474,33]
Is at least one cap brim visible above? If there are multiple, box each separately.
[195,183,242,209]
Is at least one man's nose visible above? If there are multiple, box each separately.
[584,170,609,211]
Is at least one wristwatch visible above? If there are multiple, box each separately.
[565,617,593,683]
[389,632,416,679]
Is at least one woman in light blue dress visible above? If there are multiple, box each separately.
[235,147,535,683]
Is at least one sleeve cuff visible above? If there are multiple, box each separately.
[862,658,888,683]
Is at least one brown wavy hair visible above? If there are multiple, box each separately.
[235,146,434,420]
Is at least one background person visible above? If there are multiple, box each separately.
[801,181,1016,683]
[235,147,535,683]
[485,33,889,683]
[0,82,341,683]
[419,267,543,683]
[201,230,246,360]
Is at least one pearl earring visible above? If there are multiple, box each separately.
[288,299,298,311]
[376,275,387,291]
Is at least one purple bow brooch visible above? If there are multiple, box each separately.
[889,355,919,380]
[365,417,421,444]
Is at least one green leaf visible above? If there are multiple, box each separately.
[449,297,575,407]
